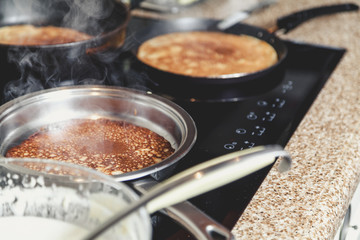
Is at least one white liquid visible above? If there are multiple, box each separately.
[0,216,89,240]
[0,187,151,240]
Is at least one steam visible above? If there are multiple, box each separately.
[63,0,115,34]
[3,0,126,103]
[70,0,114,19]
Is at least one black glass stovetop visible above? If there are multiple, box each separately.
[108,18,346,239]
[0,14,345,239]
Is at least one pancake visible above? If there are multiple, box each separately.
[0,24,92,45]
[137,31,278,77]
[5,118,175,175]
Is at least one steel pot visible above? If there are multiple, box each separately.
[0,85,197,181]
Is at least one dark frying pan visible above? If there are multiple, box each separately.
[0,0,130,103]
[130,3,358,102]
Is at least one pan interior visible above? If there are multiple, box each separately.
[131,17,288,76]
[127,18,288,102]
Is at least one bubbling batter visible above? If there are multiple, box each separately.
[6,118,175,175]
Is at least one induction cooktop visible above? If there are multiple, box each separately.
[110,17,346,240]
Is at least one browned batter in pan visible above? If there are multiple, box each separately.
[137,31,278,77]
[0,24,92,45]
[6,118,174,175]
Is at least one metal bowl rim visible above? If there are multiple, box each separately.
[0,85,197,181]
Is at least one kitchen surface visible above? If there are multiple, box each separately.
[0,0,359,239]
[133,0,360,239]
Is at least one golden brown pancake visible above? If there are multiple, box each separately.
[137,31,278,77]
[0,24,92,45]
[6,118,175,175]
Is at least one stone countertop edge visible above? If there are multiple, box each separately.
[231,0,360,239]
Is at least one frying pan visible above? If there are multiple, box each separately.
[0,0,130,103]
[130,3,358,102]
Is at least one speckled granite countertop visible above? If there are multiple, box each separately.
[133,0,360,239]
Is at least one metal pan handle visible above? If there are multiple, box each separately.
[132,178,235,240]
[275,3,359,33]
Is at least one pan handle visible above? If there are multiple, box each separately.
[275,3,359,33]
[132,178,235,240]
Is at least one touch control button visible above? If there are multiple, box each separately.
[247,112,257,120]
[236,128,247,135]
